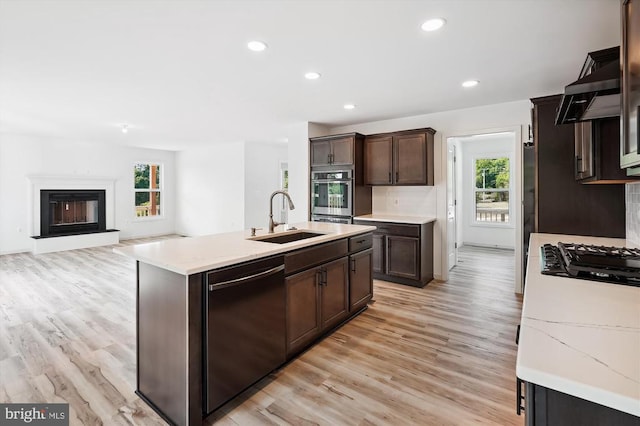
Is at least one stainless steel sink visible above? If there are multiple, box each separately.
[248,230,325,244]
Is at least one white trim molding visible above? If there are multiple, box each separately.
[27,175,119,253]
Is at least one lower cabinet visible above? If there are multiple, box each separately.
[285,256,349,356]
[520,380,639,426]
[349,248,373,312]
[354,220,433,287]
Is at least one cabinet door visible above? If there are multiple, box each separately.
[349,249,373,312]
[621,0,640,169]
[372,234,385,274]
[320,257,349,331]
[310,140,332,167]
[330,137,354,165]
[386,236,420,280]
[364,136,393,185]
[394,133,427,185]
[574,122,594,180]
[286,268,320,354]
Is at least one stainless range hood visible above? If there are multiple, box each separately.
[555,47,620,125]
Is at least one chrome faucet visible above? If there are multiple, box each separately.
[269,190,295,233]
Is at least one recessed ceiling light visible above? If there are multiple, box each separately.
[462,79,479,88]
[421,18,446,32]
[121,124,129,134]
[344,104,356,110]
[247,40,267,52]
[305,72,321,80]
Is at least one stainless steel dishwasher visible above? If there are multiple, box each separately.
[204,255,286,413]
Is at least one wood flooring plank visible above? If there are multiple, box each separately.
[0,238,523,425]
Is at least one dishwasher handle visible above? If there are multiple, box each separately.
[208,264,284,291]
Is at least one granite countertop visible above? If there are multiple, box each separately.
[353,214,436,225]
[113,222,375,275]
[516,233,640,416]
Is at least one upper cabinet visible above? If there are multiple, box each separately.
[574,118,640,183]
[310,134,361,167]
[621,0,640,172]
[364,128,435,186]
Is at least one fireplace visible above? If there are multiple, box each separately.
[40,190,106,237]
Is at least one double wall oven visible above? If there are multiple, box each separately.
[311,169,353,223]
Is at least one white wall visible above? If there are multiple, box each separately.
[244,142,288,229]
[0,134,176,254]
[328,99,531,282]
[286,122,329,223]
[457,134,516,249]
[175,142,245,237]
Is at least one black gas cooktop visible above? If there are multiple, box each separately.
[540,242,640,287]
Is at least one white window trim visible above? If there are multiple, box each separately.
[134,162,164,220]
[470,154,514,228]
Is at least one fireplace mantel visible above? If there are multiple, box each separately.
[27,175,119,253]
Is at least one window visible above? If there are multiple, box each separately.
[475,157,510,223]
[134,163,162,218]
[280,162,289,223]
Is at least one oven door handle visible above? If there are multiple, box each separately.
[312,179,352,184]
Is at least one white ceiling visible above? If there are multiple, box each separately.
[0,0,620,150]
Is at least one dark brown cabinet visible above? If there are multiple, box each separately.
[386,236,420,280]
[364,128,435,186]
[285,257,348,356]
[310,134,357,167]
[531,95,626,237]
[574,118,640,183]
[348,233,373,312]
[354,220,433,287]
[522,381,639,426]
[621,0,640,172]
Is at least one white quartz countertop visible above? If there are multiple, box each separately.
[113,222,376,275]
[353,214,436,225]
[516,233,640,416]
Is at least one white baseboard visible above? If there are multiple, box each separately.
[32,231,120,254]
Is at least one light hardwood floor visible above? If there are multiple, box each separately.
[1,239,522,425]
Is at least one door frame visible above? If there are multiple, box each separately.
[446,142,458,270]
[441,126,524,294]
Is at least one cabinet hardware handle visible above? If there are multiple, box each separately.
[322,269,327,285]
[388,172,392,183]
[396,171,399,182]
[356,239,365,244]
[316,270,322,286]
[351,258,356,273]
[516,377,525,415]
[208,265,284,291]
[576,155,583,175]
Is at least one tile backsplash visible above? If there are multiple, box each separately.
[372,186,437,217]
[626,182,640,246]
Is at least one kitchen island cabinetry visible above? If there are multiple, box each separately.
[114,222,375,426]
[353,215,434,287]
[285,256,349,356]
[364,128,435,186]
[348,233,373,312]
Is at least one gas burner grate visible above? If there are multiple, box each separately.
[559,243,640,259]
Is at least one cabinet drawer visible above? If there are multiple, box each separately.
[285,239,348,275]
[362,221,419,237]
[349,233,372,252]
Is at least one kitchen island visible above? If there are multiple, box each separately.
[114,222,376,426]
[517,233,640,425]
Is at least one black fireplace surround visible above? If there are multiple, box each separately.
[40,189,106,237]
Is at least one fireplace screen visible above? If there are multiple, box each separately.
[40,190,106,237]
[51,199,99,227]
